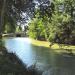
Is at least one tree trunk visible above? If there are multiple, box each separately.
[0,0,6,39]
[71,5,74,18]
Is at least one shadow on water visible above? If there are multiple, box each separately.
[30,44,75,75]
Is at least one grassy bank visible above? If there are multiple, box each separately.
[31,39,75,54]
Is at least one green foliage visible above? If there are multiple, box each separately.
[4,22,16,33]
[28,14,46,40]
[49,0,75,44]
[16,26,22,33]
[28,0,75,45]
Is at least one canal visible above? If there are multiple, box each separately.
[4,37,75,75]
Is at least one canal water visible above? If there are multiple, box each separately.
[4,37,75,75]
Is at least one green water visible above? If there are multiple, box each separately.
[4,37,75,75]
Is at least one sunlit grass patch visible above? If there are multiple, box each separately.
[31,39,50,48]
[31,39,75,53]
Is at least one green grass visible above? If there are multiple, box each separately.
[31,39,75,54]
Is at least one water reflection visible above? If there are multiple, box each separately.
[5,38,36,65]
[4,37,75,75]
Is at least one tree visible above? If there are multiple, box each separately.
[28,12,46,40]
[16,25,22,33]
[48,0,75,44]
[28,1,55,40]
[0,0,6,38]
[0,0,34,39]
[28,0,75,45]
